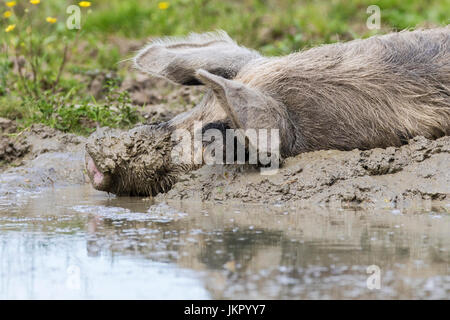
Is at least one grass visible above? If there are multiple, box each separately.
[0,0,448,135]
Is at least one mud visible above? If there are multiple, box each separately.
[1,116,449,209]
[0,118,27,165]
[0,124,87,195]
[159,135,450,209]
[1,67,450,211]
[0,117,16,133]
[0,135,29,165]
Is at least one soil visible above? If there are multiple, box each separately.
[2,122,449,210]
[0,123,87,194]
[0,118,28,165]
[157,135,450,209]
[1,73,449,209]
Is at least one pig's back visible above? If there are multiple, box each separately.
[238,27,450,152]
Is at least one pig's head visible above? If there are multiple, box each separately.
[85,31,293,196]
[85,124,182,196]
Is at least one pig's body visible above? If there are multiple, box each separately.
[86,28,450,196]
[171,28,450,154]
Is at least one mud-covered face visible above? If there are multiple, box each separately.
[85,124,177,196]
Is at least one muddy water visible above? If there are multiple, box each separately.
[0,185,449,299]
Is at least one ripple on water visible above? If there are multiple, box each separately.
[71,202,187,223]
[0,185,449,299]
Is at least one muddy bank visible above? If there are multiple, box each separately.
[1,117,449,209]
[0,123,87,196]
[159,135,450,209]
[0,118,28,164]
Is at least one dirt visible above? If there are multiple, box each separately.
[0,118,28,165]
[1,74,449,209]
[0,135,29,165]
[0,117,16,133]
[2,128,449,209]
[158,135,450,209]
[0,123,87,194]
[1,118,449,209]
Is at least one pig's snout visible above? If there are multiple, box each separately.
[85,153,112,192]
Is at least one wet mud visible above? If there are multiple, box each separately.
[0,124,87,197]
[1,116,449,209]
[160,135,450,209]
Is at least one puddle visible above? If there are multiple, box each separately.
[0,185,449,299]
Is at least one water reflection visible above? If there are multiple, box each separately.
[0,185,449,299]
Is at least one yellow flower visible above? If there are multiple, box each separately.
[79,1,91,7]
[30,0,40,4]
[6,1,16,7]
[46,17,57,24]
[3,11,12,18]
[158,2,170,10]
[5,24,15,32]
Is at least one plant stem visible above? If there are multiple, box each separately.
[52,30,81,94]
[52,42,69,94]
[14,48,33,98]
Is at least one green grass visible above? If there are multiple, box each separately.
[83,0,449,53]
[0,0,448,135]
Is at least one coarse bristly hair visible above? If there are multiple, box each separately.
[234,27,450,152]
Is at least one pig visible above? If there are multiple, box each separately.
[85,28,450,196]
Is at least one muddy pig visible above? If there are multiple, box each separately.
[85,28,450,196]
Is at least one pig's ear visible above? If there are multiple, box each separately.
[133,30,260,85]
[195,69,295,155]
